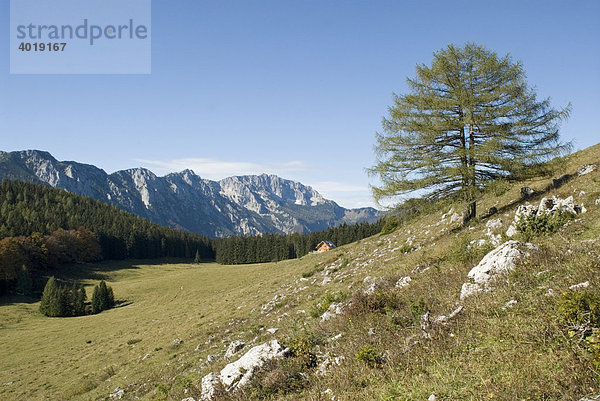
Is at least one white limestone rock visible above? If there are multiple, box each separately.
[460,241,536,300]
[506,195,584,237]
[225,340,245,359]
[579,395,600,401]
[395,276,412,288]
[200,373,220,401]
[110,387,125,400]
[321,277,332,286]
[460,282,484,300]
[317,354,345,375]
[200,341,288,400]
[502,300,518,310]
[569,281,590,290]
[320,303,343,322]
[538,195,577,215]
[577,164,597,176]
[485,218,503,231]
[220,340,287,390]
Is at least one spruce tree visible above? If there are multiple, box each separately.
[91,280,114,313]
[194,249,201,264]
[72,284,86,316]
[91,285,102,314]
[369,43,571,223]
[107,285,115,308]
[40,276,59,316]
[39,276,69,317]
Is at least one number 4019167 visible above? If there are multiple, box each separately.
[18,42,67,52]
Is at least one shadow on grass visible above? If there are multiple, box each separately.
[58,257,206,281]
[447,172,579,236]
[1,257,213,306]
[0,294,39,305]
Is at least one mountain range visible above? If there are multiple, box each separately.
[0,150,380,237]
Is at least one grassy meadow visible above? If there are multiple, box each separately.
[0,257,326,400]
[1,144,599,400]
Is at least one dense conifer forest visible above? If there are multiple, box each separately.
[0,179,214,294]
[0,179,383,294]
[212,221,384,264]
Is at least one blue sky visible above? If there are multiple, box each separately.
[1,0,599,208]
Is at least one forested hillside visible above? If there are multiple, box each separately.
[0,180,383,294]
[213,221,383,264]
[0,180,214,294]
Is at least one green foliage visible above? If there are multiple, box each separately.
[449,235,494,266]
[369,42,570,220]
[71,284,87,316]
[91,280,115,314]
[247,358,308,398]
[517,211,575,240]
[39,277,61,317]
[585,331,600,372]
[310,291,347,318]
[398,243,414,254]
[557,290,600,329]
[484,179,512,197]
[355,345,384,368]
[409,296,427,320]
[0,179,214,262]
[287,336,317,368]
[381,217,400,234]
[39,277,86,317]
[363,289,400,314]
[214,219,384,265]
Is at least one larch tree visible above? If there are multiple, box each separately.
[369,43,571,223]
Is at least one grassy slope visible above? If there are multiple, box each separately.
[1,144,599,400]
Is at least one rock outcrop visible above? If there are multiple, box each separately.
[505,195,584,237]
[460,241,537,300]
[224,340,245,359]
[200,340,288,400]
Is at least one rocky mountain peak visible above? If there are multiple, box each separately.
[0,150,380,237]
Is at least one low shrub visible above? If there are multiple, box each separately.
[449,235,494,266]
[310,291,347,318]
[557,289,600,331]
[398,244,415,254]
[355,345,384,368]
[242,358,307,399]
[517,211,575,240]
[287,336,317,368]
[585,330,600,372]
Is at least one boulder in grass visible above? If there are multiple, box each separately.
[460,240,537,300]
[200,340,288,400]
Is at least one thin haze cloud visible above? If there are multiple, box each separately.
[135,157,376,209]
[135,157,313,180]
